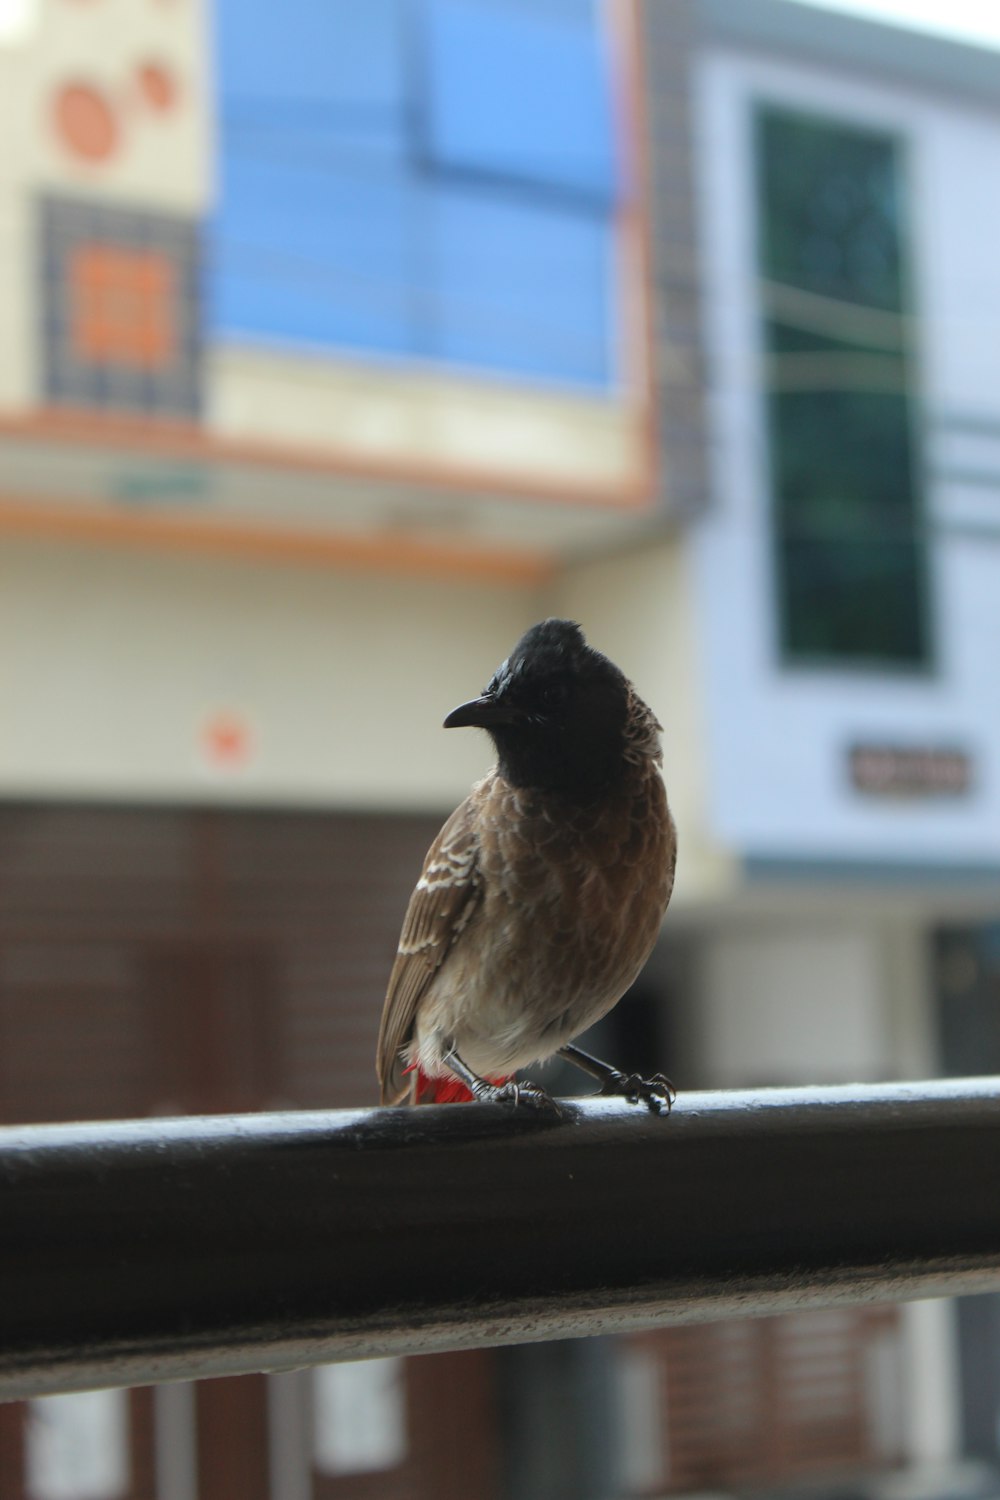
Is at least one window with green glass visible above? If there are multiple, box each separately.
[756,106,929,666]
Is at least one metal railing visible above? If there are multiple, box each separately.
[3,1077,1000,1400]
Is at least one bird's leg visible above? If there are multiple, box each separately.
[443,1048,562,1113]
[558,1043,675,1116]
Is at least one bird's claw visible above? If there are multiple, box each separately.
[491,1079,565,1115]
[600,1069,676,1116]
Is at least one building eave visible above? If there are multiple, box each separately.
[695,0,1000,107]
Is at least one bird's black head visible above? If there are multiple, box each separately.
[443,619,631,797]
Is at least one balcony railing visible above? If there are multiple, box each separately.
[2,1077,1000,1400]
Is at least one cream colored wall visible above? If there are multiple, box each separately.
[0,30,36,414]
[0,534,723,904]
[25,0,211,212]
[0,538,542,810]
[548,536,736,906]
[209,345,647,497]
[0,533,717,823]
[0,187,34,413]
[0,0,210,420]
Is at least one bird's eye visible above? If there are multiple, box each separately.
[540,681,569,710]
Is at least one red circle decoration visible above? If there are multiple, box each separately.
[53,82,118,162]
[137,62,178,112]
[201,713,255,770]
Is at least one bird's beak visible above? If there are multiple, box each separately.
[443,694,518,730]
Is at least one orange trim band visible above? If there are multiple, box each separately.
[0,497,554,586]
[0,400,655,513]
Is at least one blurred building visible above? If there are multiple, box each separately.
[0,0,999,1498]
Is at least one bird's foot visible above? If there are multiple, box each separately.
[441,1048,568,1116]
[482,1078,565,1114]
[557,1044,675,1117]
[599,1069,676,1116]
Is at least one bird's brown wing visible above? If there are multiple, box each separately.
[376,795,483,1103]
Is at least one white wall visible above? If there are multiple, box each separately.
[899,1298,962,1469]
[693,47,1000,870]
[0,537,543,810]
[691,915,936,1088]
[696,921,886,1086]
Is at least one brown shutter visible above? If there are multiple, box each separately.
[624,1307,902,1494]
[0,803,509,1500]
[0,803,439,1120]
[210,809,439,1109]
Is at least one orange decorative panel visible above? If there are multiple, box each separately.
[40,196,201,415]
[69,243,177,369]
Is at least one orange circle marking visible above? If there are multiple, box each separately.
[137,62,178,112]
[54,82,118,162]
[201,713,254,769]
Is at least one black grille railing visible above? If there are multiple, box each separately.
[3,1077,1000,1400]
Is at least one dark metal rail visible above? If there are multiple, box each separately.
[3,1078,1000,1400]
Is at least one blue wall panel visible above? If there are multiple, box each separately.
[209,0,620,388]
[217,0,408,139]
[210,155,416,356]
[430,188,613,383]
[423,0,615,203]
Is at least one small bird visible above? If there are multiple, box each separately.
[376,619,677,1113]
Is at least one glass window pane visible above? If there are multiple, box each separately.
[757,107,929,667]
